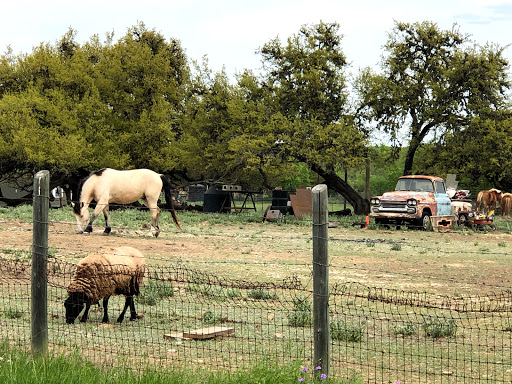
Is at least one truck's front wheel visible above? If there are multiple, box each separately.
[418,212,432,231]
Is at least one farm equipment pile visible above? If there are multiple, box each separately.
[467,210,496,231]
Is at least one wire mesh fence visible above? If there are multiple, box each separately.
[2,179,512,383]
[2,251,512,383]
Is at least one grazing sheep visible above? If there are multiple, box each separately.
[64,246,146,324]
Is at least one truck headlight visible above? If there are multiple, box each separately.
[370,198,380,205]
[407,198,417,206]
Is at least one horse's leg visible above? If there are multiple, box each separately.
[150,205,161,237]
[85,202,106,233]
[102,205,111,235]
[143,197,161,237]
[102,297,110,323]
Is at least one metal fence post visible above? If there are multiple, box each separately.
[312,184,329,376]
[32,170,49,356]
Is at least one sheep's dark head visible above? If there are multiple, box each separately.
[64,292,87,324]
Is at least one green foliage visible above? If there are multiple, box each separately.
[426,115,512,191]
[394,322,418,337]
[1,248,31,260]
[423,315,457,338]
[0,342,358,384]
[356,21,511,178]
[287,297,313,327]
[138,279,174,306]
[247,288,277,300]
[0,23,188,188]
[1,307,24,319]
[330,319,365,342]
[390,243,402,251]
[202,310,221,325]
[1,19,511,202]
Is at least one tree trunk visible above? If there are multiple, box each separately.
[311,164,370,215]
[403,142,419,176]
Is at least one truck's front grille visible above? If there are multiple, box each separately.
[381,202,406,209]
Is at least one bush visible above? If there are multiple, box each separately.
[394,322,418,337]
[247,288,277,300]
[423,315,457,338]
[138,279,174,306]
[330,319,364,342]
[287,297,312,327]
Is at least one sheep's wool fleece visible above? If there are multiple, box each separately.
[67,246,146,304]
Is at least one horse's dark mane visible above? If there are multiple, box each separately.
[92,168,107,177]
[74,169,107,213]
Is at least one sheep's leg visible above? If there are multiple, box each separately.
[80,303,91,323]
[117,296,132,323]
[102,206,111,235]
[101,297,110,323]
[129,296,138,321]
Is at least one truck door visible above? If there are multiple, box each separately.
[434,180,451,216]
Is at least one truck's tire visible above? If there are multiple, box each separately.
[457,213,469,227]
[419,212,432,231]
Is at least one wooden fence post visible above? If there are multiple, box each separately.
[32,170,49,356]
[312,184,329,376]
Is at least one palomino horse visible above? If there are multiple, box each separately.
[501,193,512,216]
[476,188,503,215]
[73,168,181,237]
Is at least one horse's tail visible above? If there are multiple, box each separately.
[476,191,484,212]
[160,175,181,230]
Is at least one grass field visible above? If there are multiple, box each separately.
[1,203,512,383]
[0,341,363,384]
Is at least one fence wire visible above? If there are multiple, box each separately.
[2,254,512,383]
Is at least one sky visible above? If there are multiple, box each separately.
[1,0,512,79]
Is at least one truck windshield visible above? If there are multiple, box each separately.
[395,179,434,192]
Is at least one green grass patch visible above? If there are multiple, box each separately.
[423,315,457,338]
[0,342,360,384]
[137,279,175,306]
[287,297,313,327]
[394,322,418,337]
[247,288,278,300]
[330,319,365,342]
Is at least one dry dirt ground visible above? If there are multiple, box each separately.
[2,217,512,296]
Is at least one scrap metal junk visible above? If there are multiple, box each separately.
[203,186,231,213]
[467,211,496,231]
[264,188,313,221]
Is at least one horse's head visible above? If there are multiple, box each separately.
[71,202,90,233]
[64,292,87,324]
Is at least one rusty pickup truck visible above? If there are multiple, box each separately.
[369,175,454,230]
